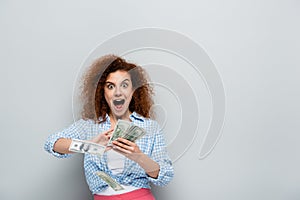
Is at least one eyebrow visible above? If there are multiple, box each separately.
[105,79,130,84]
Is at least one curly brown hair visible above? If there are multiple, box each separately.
[80,55,154,123]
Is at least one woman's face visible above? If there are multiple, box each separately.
[104,70,134,119]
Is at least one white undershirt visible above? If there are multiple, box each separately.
[96,150,139,196]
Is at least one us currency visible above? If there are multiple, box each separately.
[69,139,105,156]
[107,120,131,145]
[122,126,146,142]
[95,171,124,191]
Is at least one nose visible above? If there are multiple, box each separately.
[114,86,122,97]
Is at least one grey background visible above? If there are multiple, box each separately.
[1,0,299,200]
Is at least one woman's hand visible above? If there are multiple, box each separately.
[91,128,113,146]
[112,138,160,178]
[112,138,142,162]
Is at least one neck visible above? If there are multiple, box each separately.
[109,112,132,126]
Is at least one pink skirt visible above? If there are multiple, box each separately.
[94,188,155,200]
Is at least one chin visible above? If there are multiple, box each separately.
[112,110,127,119]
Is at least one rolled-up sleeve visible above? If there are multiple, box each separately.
[147,125,174,186]
[44,119,88,158]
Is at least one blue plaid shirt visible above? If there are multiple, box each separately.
[44,112,174,194]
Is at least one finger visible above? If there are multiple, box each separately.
[94,130,111,140]
[105,146,113,152]
[112,140,134,151]
[104,128,114,135]
[112,145,131,155]
[115,138,134,146]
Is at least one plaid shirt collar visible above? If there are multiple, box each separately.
[104,111,145,123]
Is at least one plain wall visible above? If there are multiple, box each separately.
[1,0,299,200]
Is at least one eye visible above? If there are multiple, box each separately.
[121,82,128,88]
[106,84,114,89]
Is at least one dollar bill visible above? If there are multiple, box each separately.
[95,171,124,191]
[107,120,131,145]
[69,139,105,156]
[122,126,146,142]
[108,120,147,145]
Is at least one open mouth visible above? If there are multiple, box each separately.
[113,99,125,106]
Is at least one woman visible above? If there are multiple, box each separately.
[44,55,174,200]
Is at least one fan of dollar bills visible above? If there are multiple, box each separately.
[107,120,146,146]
